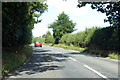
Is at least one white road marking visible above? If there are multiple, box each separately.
[69,50,80,52]
[84,65,110,80]
[56,52,62,53]
[68,57,109,79]
[68,57,77,61]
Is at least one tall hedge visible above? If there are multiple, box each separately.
[89,26,120,51]
[60,27,99,47]
[60,26,119,52]
[2,2,47,47]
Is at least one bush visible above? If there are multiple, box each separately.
[45,31,55,44]
[59,27,99,47]
[108,53,120,59]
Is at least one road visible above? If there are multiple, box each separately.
[7,45,118,79]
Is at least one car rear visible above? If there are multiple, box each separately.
[35,41,42,47]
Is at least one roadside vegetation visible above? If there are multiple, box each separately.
[2,2,48,78]
[32,2,120,59]
[41,26,120,59]
[43,43,86,53]
[2,45,33,76]
[48,12,76,44]
[33,26,120,60]
[38,2,120,59]
[108,53,120,60]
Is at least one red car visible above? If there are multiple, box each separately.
[35,41,42,47]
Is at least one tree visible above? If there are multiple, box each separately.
[32,36,45,43]
[77,1,120,26]
[2,2,48,47]
[42,34,45,38]
[44,31,55,43]
[48,12,76,44]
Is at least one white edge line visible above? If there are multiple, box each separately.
[84,64,109,79]
[68,57,77,61]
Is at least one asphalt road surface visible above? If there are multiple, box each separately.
[7,45,119,79]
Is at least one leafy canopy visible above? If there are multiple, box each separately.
[44,31,55,43]
[2,2,48,47]
[48,12,76,44]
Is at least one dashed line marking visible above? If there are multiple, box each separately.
[68,57,77,61]
[36,48,110,79]
[84,65,110,80]
[56,52,62,53]
[68,56,110,79]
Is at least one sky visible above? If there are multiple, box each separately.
[32,0,110,37]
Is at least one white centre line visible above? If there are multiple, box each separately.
[54,51,110,79]
[68,57,77,61]
[84,65,110,80]
[56,52,62,53]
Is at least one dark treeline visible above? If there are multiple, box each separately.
[2,2,48,77]
[2,2,47,47]
[89,26,120,51]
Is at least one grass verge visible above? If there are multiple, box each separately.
[53,44,86,52]
[84,48,120,59]
[43,43,86,52]
[43,43,120,60]
[2,45,33,77]
[108,53,120,60]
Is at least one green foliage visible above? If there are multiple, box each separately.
[88,49,104,56]
[108,53,120,59]
[32,36,45,43]
[2,45,33,76]
[89,26,120,51]
[2,2,48,76]
[42,34,45,38]
[60,26,120,56]
[60,27,99,47]
[76,2,120,57]
[48,12,76,44]
[44,31,55,43]
[59,33,71,45]
[83,27,100,47]
[2,2,48,47]
[43,43,53,46]
[52,44,86,53]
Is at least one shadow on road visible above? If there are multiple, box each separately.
[10,49,69,76]
[34,49,51,52]
[66,52,100,57]
[66,51,110,59]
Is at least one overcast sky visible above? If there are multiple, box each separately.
[32,0,110,37]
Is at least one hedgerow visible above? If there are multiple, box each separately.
[59,26,119,52]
